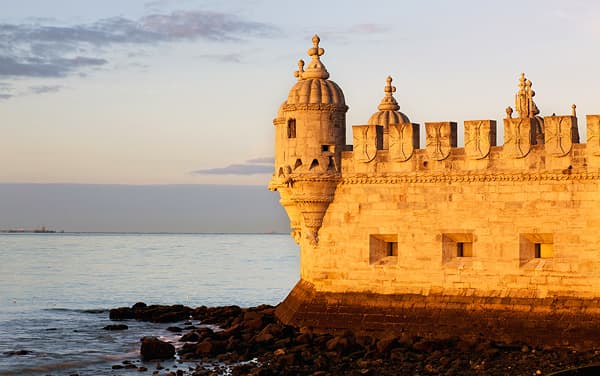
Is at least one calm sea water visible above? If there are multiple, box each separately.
[0,233,299,375]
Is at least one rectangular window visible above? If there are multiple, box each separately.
[519,233,553,265]
[442,233,474,263]
[287,119,296,138]
[369,234,398,265]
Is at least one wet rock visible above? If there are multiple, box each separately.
[103,324,128,330]
[140,336,175,360]
[109,307,134,320]
[166,326,182,333]
[3,350,31,356]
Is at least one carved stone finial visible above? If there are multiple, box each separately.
[572,104,577,117]
[514,72,540,119]
[377,75,400,111]
[299,34,330,80]
[506,106,513,118]
[293,59,305,80]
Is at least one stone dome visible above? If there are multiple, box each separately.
[368,76,410,128]
[286,78,345,106]
[282,35,346,108]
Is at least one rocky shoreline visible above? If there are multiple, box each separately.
[108,303,600,375]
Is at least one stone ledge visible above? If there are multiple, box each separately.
[275,280,600,349]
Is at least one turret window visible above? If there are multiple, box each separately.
[287,119,296,138]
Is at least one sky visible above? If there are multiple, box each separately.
[1,1,600,231]
[1,0,599,186]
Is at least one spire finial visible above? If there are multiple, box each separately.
[514,72,540,118]
[293,59,305,80]
[572,103,577,117]
[377,75,400,111]
[308,34,324,58]
[297,34,329,80]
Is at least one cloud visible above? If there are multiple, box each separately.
[0,93,13,100]
[0,10,279,86]
[196,53,243,63]
[191,164,273,175]
[29,85,63,94]
[348,24,391,34]
[191,157,273,175]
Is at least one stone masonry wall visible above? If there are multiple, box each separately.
[300,116,600,299]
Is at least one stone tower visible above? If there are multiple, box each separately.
[269,35,348,245]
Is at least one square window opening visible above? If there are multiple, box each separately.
[520,233,553,265]
[369,234,398,265]
[442,233,474,263]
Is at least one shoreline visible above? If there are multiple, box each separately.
[102,303,600,376]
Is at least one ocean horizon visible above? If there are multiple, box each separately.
[0,232,299,375]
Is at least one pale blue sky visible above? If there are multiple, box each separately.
[1,0,599,185]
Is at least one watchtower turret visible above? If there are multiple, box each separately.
[269,35,348,245]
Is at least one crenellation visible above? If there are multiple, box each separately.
[271,36,600,346]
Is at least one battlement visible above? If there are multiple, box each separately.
[347,114,600,175]
[272,35,600,347]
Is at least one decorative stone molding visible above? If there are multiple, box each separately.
[464,120,496,159]
[544,116,578,157]
[389,123,419,161]
[352,125,383,163]
[341,171,600,185]
[503,118,534,158]
[586,115,600,156]
[425,122,457,161]
[281,103,348,113]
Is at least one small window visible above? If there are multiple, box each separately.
[442,233,474,263]
[321,145,330,152]
[369,234,398,265]
[387,242,398,256]
[520,233,553,265]
[309,159,319,170]
[287,119,296,138]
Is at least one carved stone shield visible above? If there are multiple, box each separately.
[352,125,382,162]
[389,123,419,162]
[503,118,533,158]
[425,122,457,161]
[464,120,496,159]
[544,116,575,157]
[586,115,600,156]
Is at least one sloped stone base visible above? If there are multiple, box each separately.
[275,280,600,349]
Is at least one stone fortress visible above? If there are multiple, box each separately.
[269,35,600,346]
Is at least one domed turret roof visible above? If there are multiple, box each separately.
[283,35,346,108]
[368,76,410,128]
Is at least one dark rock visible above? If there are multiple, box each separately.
[103,324,128,330]
[109,307,134,320]
[376,335,398,353]
[4,350,30,356]
[195,339,227,356]
[140,336,175,360]
[166,326,182,333]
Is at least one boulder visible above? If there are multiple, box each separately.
[109,307,134,320]
[140,337,175,360]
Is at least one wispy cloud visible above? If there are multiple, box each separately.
[0,10,279,97]
[197,52,243,63]
[191,157,273,175]
[319,23,392,44]
[29,85,63,94]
